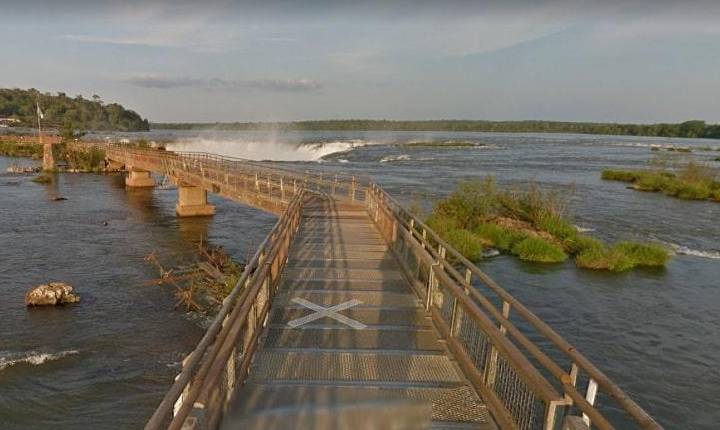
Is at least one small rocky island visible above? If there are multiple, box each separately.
[25,282,81,306]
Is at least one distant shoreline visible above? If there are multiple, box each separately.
[150,119,720,140]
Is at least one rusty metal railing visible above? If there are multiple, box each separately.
[365,184,662,430]
[144,189,305,430]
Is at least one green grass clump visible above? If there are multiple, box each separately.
[536,213,577,241]
[576,246,634,272]
[566,234,604,254]
[425,177,672,271]
[444,229,485,261]
[576,242,669,272]
[425,213,460,236]
[613,242,670,267]
[601,170,640,182]
[32,173,53,183]
[432,178,497,229]
[602,162,720,203]
[474,223,527,251]
[714,157,720,162]
[511,237,567,263]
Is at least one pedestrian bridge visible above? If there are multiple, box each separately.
[91,144,660,430]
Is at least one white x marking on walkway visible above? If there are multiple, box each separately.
[287,298,367,329]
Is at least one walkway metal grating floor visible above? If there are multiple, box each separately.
[222,196,496,429]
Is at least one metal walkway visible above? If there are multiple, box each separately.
[84,144,662,430]
[221,196,495,429]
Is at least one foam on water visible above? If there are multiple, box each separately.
[166,138,376,161]
[379,154,411,163]
[0,350,79,371]
[673,245,720,260]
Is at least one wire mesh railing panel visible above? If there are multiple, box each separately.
[454,306,492,373]
[493,353,545,430]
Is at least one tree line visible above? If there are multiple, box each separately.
[0,88,149,132]
[153,119,720,139]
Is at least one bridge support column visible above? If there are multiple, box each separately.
[125,168,155,187]
[176,184,215,217]
[42,144,55,171]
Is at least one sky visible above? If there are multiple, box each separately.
[1,0,719,123]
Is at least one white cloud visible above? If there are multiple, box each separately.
[125,75,322,92]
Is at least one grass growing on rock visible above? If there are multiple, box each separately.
[426,177,671,271]
[601,160,720,202]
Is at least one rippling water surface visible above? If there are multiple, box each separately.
[1,130,718,429]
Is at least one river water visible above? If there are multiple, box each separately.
[1,130,718,429]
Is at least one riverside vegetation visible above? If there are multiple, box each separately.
[602,160,720,202]
[0,88,150,131]
[425,178,670,272]
[0,141,43,158]
[154,119,720,139]
[1,139,108,174]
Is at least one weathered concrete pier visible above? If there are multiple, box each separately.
[82,143,661,430]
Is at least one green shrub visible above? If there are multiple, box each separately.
[496,183,572,229]
[474,223,527,251]
[433,178,497,229]
[426,213,460,236]
[444,229,485,261]
[511,237,567,263]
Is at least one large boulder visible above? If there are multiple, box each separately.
[25,282,81,306]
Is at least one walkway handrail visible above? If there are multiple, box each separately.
[145,189,306,430]
[365,183,662,430]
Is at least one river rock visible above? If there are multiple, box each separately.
[25,282,81,306]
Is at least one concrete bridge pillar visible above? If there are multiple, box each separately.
[125,168,155,187]
[42,144,55,171]
[176,183,215,217]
